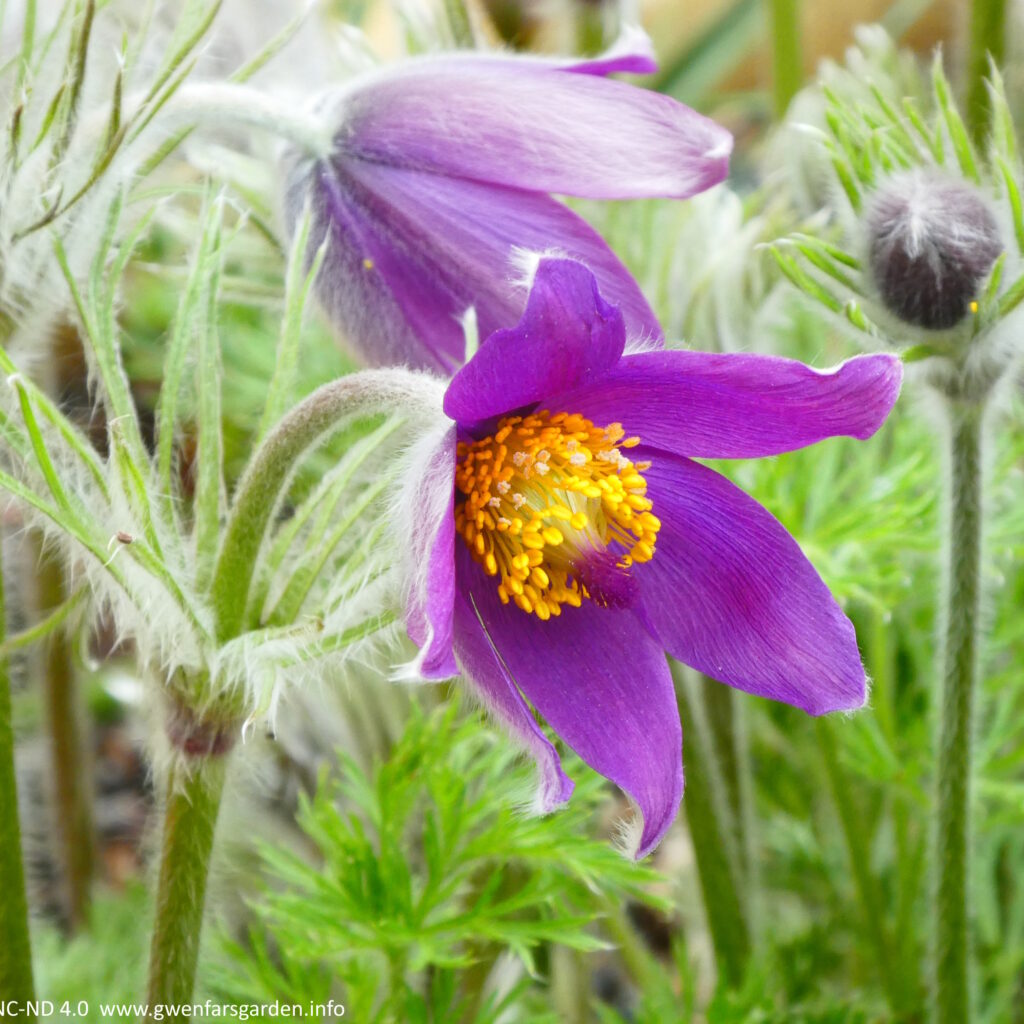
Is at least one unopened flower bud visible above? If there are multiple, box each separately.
[865,171,1003,331]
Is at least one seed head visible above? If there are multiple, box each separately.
[865,171,1003,331]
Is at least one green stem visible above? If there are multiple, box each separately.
[817,721,915,1014]
[602,900,664,992]
[672,663,751,986]
[442,0,476,47]
[965,0,1007,142]
[0,542,36,1004]
[575,0,611,56]
[766,0,802,118]
[550,946,588,1024]
[39,547,95,930]
[700,679,755,899]
[868,605,924,1005]
[146,754,228,1004]
[211,369,437,642]
[932,403,984,1024]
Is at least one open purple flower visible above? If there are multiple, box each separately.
[399,257,903,858]
[285,35,732,374]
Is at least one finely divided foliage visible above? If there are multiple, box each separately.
[210,702,666,1021]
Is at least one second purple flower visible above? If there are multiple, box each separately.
[285,37,732,373]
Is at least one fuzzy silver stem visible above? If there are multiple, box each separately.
[672,662,752,986]
[39,545,96,931]
[818,718,915,1013]
[211,369,444,643]
[161,83,334,158]
[932,398,984,1024]
[700,677,756,896]
[146,754,228,1005]
[0,540,35,1004]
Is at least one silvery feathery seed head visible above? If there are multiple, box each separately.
[865,171,1004,331]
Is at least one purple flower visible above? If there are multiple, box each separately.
[285,35,732,374]
[399,257,903,857]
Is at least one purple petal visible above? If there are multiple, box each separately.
[636,452,866,715]
[401,426,458,679]
[453,591,574,812]
[293,159,658,372]
[444,259,627,424]
[560,26,659,76]
[340,56,732,200]
[457,546,682,857]
[549,351,903,458]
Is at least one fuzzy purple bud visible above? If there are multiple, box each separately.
[866,172,1003,331]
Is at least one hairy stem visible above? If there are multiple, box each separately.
[163,83,334,157]
[146,755,228,1005]
[606,910,662,992]
[817,720,915,1014]
[932,402,984,1024]
[575,0,612,56]
[700,678,756,900]
[766,0,803,117]
[965,0,1007,142]
[211,369,440,642]
[0,541,36,1005]
[443,0,476,47]
[672,663,751,986]
[39,547,95,930]
[550,946,588,1024]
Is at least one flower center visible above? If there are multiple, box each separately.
[454,410,660,620]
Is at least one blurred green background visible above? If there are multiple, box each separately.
[3,0,1023,1021]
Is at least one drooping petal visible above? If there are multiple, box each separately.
[561,25,659,76]
[399,425,459,679]
[457,546,682,857]
[635,451,866,715]
[549,350,903,458]
[339,56,732,200]
[444,259,627,424]
[453,591,574,812]
[291,158,658,372]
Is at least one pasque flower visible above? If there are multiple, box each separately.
[284,35,732,373]
[399,258,903,857]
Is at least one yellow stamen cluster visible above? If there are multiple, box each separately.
[454,410,660,619]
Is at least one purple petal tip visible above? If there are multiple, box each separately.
[803,667,869,717]
[849,353,904,439]
[532,767,576,814]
